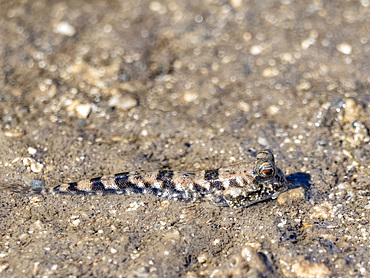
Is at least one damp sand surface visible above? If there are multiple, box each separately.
[0,1,369,277]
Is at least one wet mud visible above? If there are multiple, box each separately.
[0,0,369,277]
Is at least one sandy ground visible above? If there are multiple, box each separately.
[0,0,369,277]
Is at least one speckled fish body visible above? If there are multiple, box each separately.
[52,150,289,208]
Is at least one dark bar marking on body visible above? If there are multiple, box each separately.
[229,179,241,187]
[114,172,131,186]
[193,183,205,193]
[161,179,177,192]
[68,182,78,191]
[210,181,223,190]
[91,177,105,191]
[122,184,143,194]
[204,169,219,180]
[132,185,143,194]
[157,170,174,180]
[143,183,159,196]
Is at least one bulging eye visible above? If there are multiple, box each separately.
[256,150,275,162]
[256,150,274,160]
[258,162,275,178]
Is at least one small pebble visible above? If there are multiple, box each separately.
[30,180,46,190]
[250,45,264,55]
[32,262,40,276]
[280,52,295,64]
[197,253,207,264]
[163,230,180,243]
[66,100,91,118]
[23,157,44,173]
[351,120,370,144]
[230,0,242,8]
[33,220,43,229]
[53,22,76,37]
[23,157,33,166]
[292,260,331,278]
[4,131,21,137]
[108,94,138,110]
[149,1,166,14]
[2,113,15,124]
[262,67,279,77]
[238,101,251,113]
[0,263,9,273]
[301,38,315,49]
[28,147,37,155]
[266,105,280,115]
[297,81,311,91]
[243,242,262,250]
[316,139,328,146]
[183,91,198,103]
[336,43,352,55]
[277,187,306,206]
[257,137,268,146]
[341,98,360,125]
[186,272,198,278]
[310,202,334,220]
[71,219,80,226]
[75,103,91,119]
[31,161,44,173]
